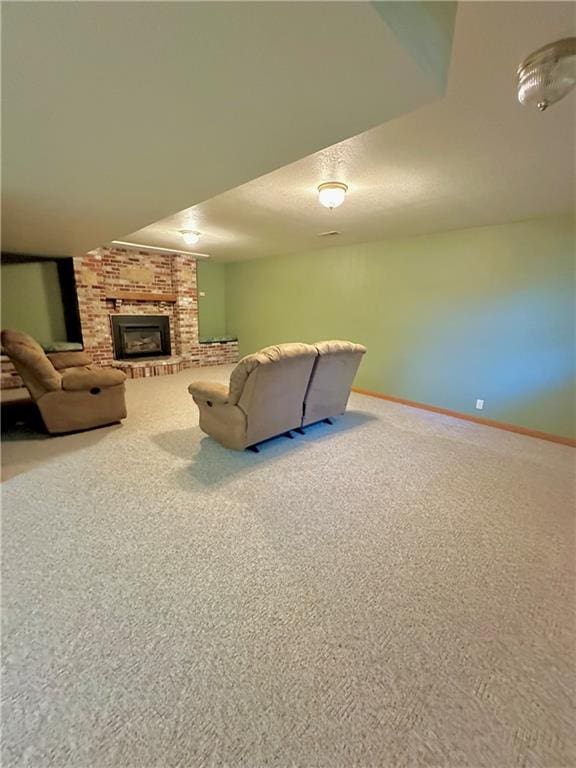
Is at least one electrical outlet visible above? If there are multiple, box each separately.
[199,291,206,297]
[476,399,484,410]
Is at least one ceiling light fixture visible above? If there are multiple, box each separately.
[517,37,576,111]
[318,182,348,209]
[180,230,201,246]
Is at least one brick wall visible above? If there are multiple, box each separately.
[74,248,183,365]
[73,247,237,370]
[1,357,23,389]
[172,253,200,362]
[198,341,239,366]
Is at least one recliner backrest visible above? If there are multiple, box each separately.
[230,343,318,446]
[302,340,366,427]
[1,328,62,400]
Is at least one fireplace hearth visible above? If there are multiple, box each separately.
[111,315,171,360]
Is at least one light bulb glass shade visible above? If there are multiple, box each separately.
[318,182,348,209]
[180,230,200,246]
[517,38,576,111]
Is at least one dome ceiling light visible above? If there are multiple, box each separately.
[517,37,576,111]
[318,182,348,209]
[180,230,201,246]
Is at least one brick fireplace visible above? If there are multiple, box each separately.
[73,246,238,377]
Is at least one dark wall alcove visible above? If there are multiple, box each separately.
[1,253,83,345]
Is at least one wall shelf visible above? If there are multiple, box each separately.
[106,291,177,303]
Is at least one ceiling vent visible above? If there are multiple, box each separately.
[318,230,341,237]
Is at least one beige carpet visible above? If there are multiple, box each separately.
[2,367,575,767]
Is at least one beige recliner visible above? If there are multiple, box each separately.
[303,340,366,427]
[188,340,366,451]
[1,329,127,434]
[188,343,318,451]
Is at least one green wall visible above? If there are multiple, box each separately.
[1,260,67,343]
[226,215,576,439]
[197,260,227,339]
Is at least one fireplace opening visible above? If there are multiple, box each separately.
[111,315,171,360]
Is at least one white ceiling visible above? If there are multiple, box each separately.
[1,2,450,257]
[128,1,576,262]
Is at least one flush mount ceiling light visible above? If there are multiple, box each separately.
[318,182,348,209]
[180,230,201,246]
[517,37,576,111]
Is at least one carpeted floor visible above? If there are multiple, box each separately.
[2,366,575,767]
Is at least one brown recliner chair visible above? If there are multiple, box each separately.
[188,343,318,451]
[1,329,127,434]
[302,340,367,427]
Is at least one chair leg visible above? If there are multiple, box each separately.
[324,418,333,425]
[248,444,260,453]
[284,431,294,439]
[295,427,305,435]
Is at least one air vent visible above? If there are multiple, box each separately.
[318,230,341,237]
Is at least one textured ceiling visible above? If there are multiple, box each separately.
[128,1,576,262]
[1,2,449,257]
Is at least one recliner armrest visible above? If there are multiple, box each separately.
[188,381,230,404]
[61,366,126,391]
[48,351,93,370]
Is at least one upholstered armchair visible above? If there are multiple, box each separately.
[1,329,127,434]
[188,343,318,450]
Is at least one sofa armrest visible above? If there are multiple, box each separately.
[187,381,230,404]
[61,366,127,391]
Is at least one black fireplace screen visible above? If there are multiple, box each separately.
[111,315,171,359]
